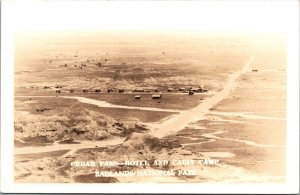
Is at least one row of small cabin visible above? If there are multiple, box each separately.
[134,87,206,93]
[55,89,124,93]
[55,89,162,99]
[135,94,162,99]
[55,87,206,94]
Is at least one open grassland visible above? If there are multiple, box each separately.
[15,91,208,110]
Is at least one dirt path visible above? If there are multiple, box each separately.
[15,95,181,113]
[149,56,255,138]
[15,138,126,155]
[62,96,181,113]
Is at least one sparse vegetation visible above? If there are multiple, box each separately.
[14,32,286,183]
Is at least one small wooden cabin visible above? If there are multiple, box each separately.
[134,95,141,99]
[134,88,144,92]
[167,88,174,92]
[152,94,162,99]
[190,87,202,93]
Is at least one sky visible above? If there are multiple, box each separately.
[2,0,298,34]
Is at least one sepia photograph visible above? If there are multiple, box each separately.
[1,0,299,193]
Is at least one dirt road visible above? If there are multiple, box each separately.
[62,96,181,113]
[15,95,181,113]
[149,56,255,138]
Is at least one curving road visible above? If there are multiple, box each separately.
[62,96,181,113]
